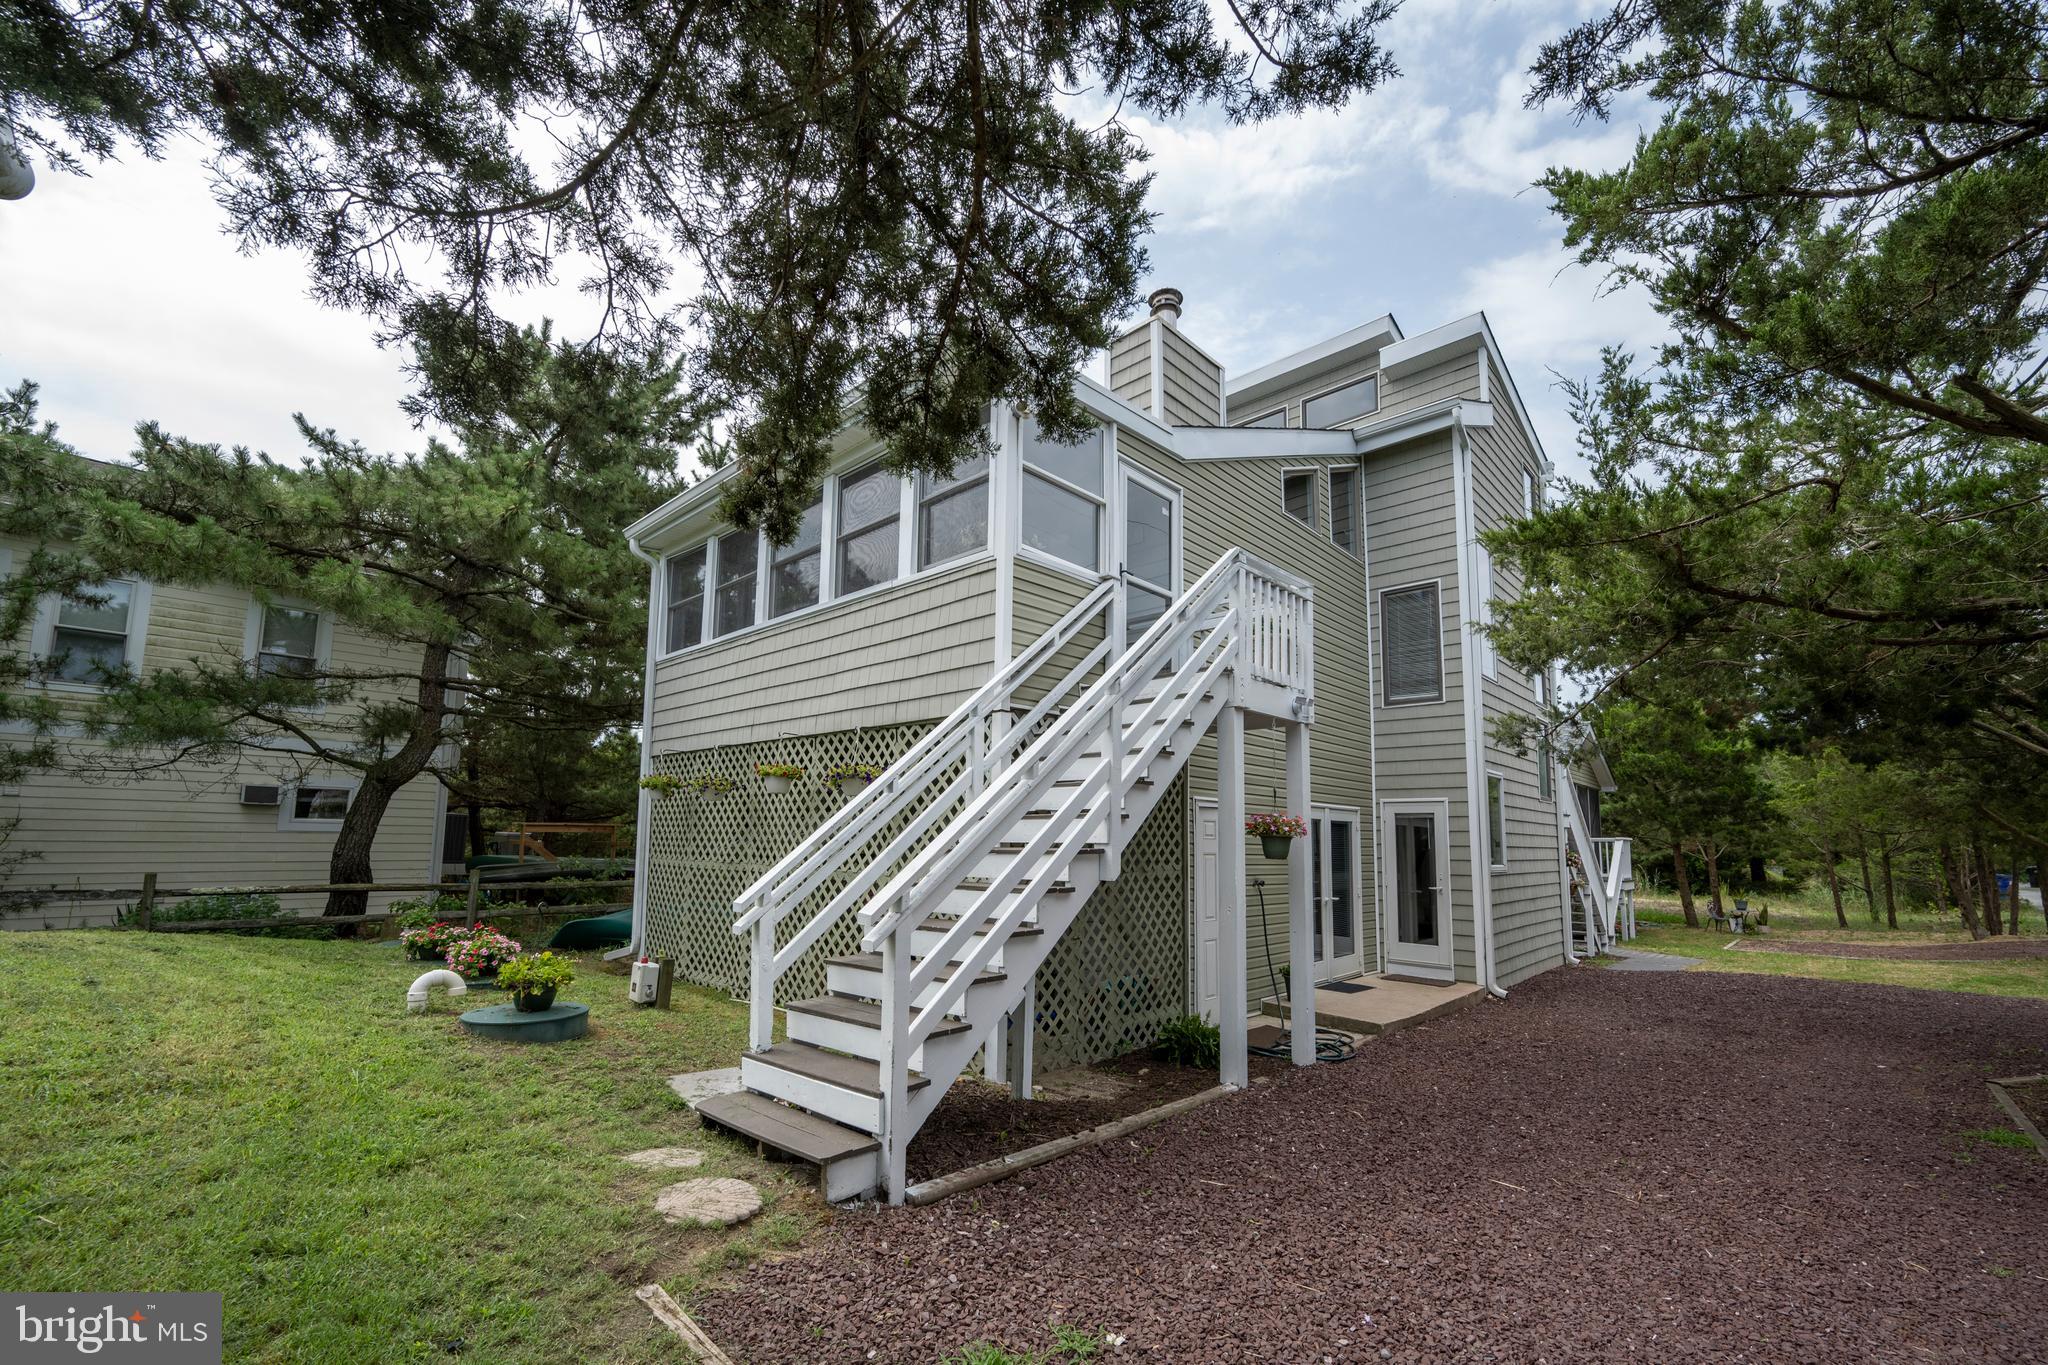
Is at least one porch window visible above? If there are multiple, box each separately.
[1303,373,1378,427]
[836,460,902,594]
[1282,471,1315,530]
[712,527,759,638]
[49,580,136,684]
[664,545,707,652]
[1020,416,1103,572]
[1380,583,1443,705]
[1487,772,1507,868]
[769,494,824,618]
[1329,466,1359,556]
[256,604,321,678]
[917,450,988,569]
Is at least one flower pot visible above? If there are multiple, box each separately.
[513,986,558,1013]
[836,776,872,799]
[761,774,793,794]
[1260,834,1294,860]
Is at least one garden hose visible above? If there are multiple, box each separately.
[1249,880,1360,1064]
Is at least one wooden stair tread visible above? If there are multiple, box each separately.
[955,876,1076,894]
[785,994,973,1036]
[826,952,1005,986]
[696,1090,878,1161]
[745,1040,929,1096]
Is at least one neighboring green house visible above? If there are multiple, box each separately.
[623,291,1631,1202]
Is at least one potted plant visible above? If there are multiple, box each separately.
[687,773,737,798]
[756,762,803,795]
[402,919,469,962]
[445,926,523,979]
[497,951,575,1013]
[826,761,883,798]
[1246,812,1308,860]
[637,773,686,799]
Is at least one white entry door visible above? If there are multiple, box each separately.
[1380,799,1453,981]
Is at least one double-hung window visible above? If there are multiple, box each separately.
[1380,583,1443,705]
[1020,416,1104,571]
[917,451,988,569]
[1303,373,1378,427]
[256,604,321,678]
[837,461,902,594]
[664,546,707,652]
[1329,467,1359,556]
[770,494,824,618]
[49,580,136,684]
[712,527,759,638]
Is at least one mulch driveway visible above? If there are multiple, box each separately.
[1730,936,2048,961]
[701,969,2048,1364]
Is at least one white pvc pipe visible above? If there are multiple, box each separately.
[407,969,468,1013]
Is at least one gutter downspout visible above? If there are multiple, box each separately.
[614,538,662,961]
[1450,406,1506,1000]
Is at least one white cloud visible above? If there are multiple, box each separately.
[1455,242,1668,475]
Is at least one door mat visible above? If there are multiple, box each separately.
[1323,979,1374,994]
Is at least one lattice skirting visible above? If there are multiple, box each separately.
[643,729,1192,1067]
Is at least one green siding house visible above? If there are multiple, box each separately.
[622,293,1632,1202]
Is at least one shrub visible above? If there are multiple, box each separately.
[498,951,575,996]
[117,892,332,938]
[1152,1014,1221,1069]
[389,894,466,931]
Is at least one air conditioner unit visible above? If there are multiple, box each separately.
[239,784,282,807]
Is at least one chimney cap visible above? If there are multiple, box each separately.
[1147,287,1184,325]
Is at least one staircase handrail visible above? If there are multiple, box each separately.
[855,548,1256,950]
[731,575,1117,936]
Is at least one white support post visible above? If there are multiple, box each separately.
[1217,703,1249,1090]
[878,931,910,1203]
[1004,980,1035,1101]
[749,918,774,1052]
[1285,720,1315,1067]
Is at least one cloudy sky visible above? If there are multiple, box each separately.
[1,0,1666,483]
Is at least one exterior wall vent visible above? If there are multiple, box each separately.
[238,784,282,807]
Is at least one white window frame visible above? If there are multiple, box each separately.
[279,776,359,832]
[1327,465,1361,558]
[768,489,827,619]
[243,596,334,681]
[1016,411,1110,577]
[1300,371,1381,429]
[1378,578,1447,707]
[1486,769,1508,869]
[652,419,1003,661]
[31,577,152,693]
[1280,467,1319,533]
[915,451,991,572]
[1235,406,1288,430]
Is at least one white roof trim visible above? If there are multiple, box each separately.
[1350,399,1493,453]
[1380,312,1550,472]
[1172,426,1359,461]
[1225,315,1403,409]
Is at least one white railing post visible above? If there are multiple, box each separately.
[749,916,774,1051]
[878,924,910,1203]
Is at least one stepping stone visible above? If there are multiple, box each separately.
[1606,948,1702,972]
[655,1177,761,1227]
[668,1066,744,1107]
[622,1146,706,1170]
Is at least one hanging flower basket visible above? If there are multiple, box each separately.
[826,762,883,799]
[686,774,737,799]
[1246,813,1308,860]
[756,762,803,794]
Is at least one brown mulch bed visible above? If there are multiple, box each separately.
[1730,935,2048,961]
[2001,1075,2048,1134]
[905,1049,1286,1185]
[701,969,2048,1364]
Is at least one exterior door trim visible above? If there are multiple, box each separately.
[1379,797,1454,982]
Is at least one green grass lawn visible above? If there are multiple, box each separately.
[1619,892,2048,1000]
[0,931,815,1363]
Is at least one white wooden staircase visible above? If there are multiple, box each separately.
[1562,796,1634,955]
[696,550,1314,1203]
